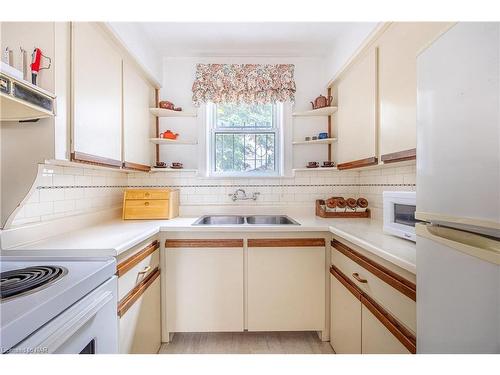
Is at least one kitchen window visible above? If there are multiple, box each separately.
[207,103,281,176]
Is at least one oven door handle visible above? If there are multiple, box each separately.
[38,291,113,353]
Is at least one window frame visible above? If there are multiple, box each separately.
[207,102,282,177]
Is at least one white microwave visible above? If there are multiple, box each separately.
[383,191,418,242]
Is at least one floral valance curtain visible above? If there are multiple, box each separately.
[192,64,296,106]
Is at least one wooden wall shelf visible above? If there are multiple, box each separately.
[292,106,338,117]
[293,138,337,145]
[150,138,198,145]
[149,108,197,117]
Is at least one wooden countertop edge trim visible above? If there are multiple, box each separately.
[117,267,160,317]
[165,239,244,248]
[70,151,122,168]
[248,238,326,247]
[332,239,416,301]
[116,240,159,277]
[381,148,416,164]
[337,157,378,170]
[330,265,416,354]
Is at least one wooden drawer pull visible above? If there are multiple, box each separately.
[118,267,160,317]
[352,272,367,283]
[138,265,151,275]
[144,201,150,206]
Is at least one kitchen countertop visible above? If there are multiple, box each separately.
[1,215,416,273]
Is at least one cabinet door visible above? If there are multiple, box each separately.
[330,274,362,353]
[119,274,161,354]
[72,22,122,164]
[247,240,325,331]
[361,304,410,354]
[336,48,377,165]
[123,61,154,169]
[165,241,244,332]
[378,22,453,158]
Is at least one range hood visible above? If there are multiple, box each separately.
[0,72,56,121]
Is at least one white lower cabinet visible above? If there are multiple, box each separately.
[330,274,361,353]
[164,237,326,335]
[117,238,161,354]
[361,304,410,354]
[119,276,161,354]
[165,240,244,332]
[329,238,416,354]
[247,239,325,331]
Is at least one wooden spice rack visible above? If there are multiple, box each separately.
[315,200,371,218]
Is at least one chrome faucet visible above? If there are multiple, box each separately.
[228,189,260,202]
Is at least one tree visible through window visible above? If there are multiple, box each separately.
[210,103,279,175]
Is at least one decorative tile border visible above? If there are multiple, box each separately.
[38,183,416,190]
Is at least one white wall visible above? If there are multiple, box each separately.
[160,56,330,172]
[325,22,379,82]
[107,22,162,84]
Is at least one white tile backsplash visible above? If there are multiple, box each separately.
[9,161,416,227]
[10,163,126,227]
[358,162,416,220]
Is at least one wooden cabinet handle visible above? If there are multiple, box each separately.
[145,192,150,197]
[118,268,160,317]
[138,265,151,275]
[352,272,367,283]
[144,201,150,206]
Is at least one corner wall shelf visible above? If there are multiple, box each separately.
[149,138,198,145]
[151,167,198,174]
[292,106,338,117]
[149,108,197,117]
[293,167,338,172]
[292,138,337,145]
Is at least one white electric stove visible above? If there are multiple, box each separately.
[0,257,118,354]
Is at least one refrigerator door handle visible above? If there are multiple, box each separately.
[416,223,500,265]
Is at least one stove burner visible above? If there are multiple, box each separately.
[1,266,67,301]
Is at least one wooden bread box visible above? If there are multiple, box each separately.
[122,189,179,220]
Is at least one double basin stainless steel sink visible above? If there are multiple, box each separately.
[192,215,300,226]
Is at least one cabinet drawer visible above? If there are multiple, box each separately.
[331,239,416,333]
[123,200,169,219]
[117,240,160,300]
[125,190,169,200]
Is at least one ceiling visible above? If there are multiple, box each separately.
[136,22,374,57]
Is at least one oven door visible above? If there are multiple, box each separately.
[11,277,118,354]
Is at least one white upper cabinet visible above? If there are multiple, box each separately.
[336,47,378,165]
[378,22,453,158]
[71,22,122,164]
[123,61,155,168]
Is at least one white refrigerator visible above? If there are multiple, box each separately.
[416,22,500,353]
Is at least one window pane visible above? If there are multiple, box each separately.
[214,133,275,173]
[216,103,273,128]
